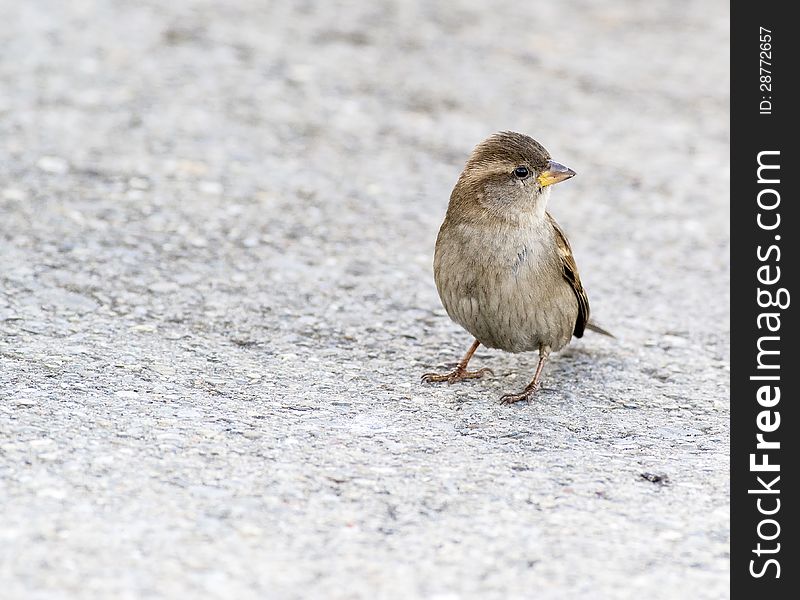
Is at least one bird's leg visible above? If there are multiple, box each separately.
[422,339,493,384]
[500,346,551,404]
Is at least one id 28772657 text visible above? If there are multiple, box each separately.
[759,27,772,115]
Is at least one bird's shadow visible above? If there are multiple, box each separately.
[417,339,638,408]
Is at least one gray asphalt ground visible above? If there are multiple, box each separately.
[1,1,730,598]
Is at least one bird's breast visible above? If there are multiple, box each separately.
[433,220,577,352]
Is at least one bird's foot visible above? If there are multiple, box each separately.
[499,383,540,405]
[421,366,493,385]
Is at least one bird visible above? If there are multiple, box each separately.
[422,131,612,404]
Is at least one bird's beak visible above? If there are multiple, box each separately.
[537,161,576,187]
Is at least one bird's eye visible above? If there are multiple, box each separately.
[513,166,530,179]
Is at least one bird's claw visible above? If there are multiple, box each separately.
[421,366,493,385]
[499,383,540,405]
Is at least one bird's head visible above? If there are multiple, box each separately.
[448,131,575,223]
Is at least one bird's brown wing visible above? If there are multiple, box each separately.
[547,213,589,338]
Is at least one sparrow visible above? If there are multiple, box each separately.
[422,131,612,404]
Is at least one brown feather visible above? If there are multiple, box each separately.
[546,213,589,338]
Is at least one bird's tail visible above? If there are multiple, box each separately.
[586,321,616,338]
